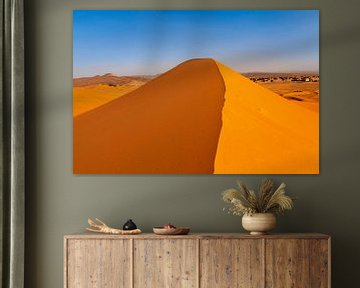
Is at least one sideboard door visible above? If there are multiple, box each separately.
[310,239,330,288]
[66,239,131,288]
[266,239,309,287]
[265,238,329,288]
[200,239,264,288]
[133,239,198,288]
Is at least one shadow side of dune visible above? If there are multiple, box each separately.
[74,58,226,174]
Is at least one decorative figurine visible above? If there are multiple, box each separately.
[123,219,137,230]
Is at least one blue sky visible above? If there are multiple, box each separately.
[73,10,319,77]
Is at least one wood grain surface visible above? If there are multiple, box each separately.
[265,239,310,287]
[64,234,330,288]
[65,233,330,240]
[309,239,330,288]
[133,239,198,288]
[200,239,264,288]
[66,239,131,288]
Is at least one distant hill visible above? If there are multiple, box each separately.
[73,73,155,87]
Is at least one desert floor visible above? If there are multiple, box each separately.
[259,82,319,112]
[73,82,146,116]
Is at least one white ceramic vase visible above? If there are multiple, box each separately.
[242,213,276,235]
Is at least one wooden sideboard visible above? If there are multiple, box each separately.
[64,233,330,288]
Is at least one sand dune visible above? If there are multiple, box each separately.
[74,59,225,174]
[73,83,145,116]
[73,73,152,116]
[73,58,319,174]
[214,62,319,174]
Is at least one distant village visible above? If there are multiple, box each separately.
[244,73,319,83]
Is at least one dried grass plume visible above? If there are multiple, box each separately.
[222,179,295,216]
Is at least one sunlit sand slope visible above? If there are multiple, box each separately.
[74,59,225,174]
[214,62,319,174]
[73,83,144,116]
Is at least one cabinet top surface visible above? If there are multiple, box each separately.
[64,232,330,240]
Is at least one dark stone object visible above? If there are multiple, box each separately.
[123,219,137,230]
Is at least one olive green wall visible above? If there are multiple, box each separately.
[24,0,360,287]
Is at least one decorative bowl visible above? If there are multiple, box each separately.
[242,213,276,235]
[153,227,190,235]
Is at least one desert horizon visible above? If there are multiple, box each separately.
[74,70,319,81]
[73,61,319,117]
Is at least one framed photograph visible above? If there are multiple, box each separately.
[73,10,319,174]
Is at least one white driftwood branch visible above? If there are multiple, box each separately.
[86,218,142,235]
